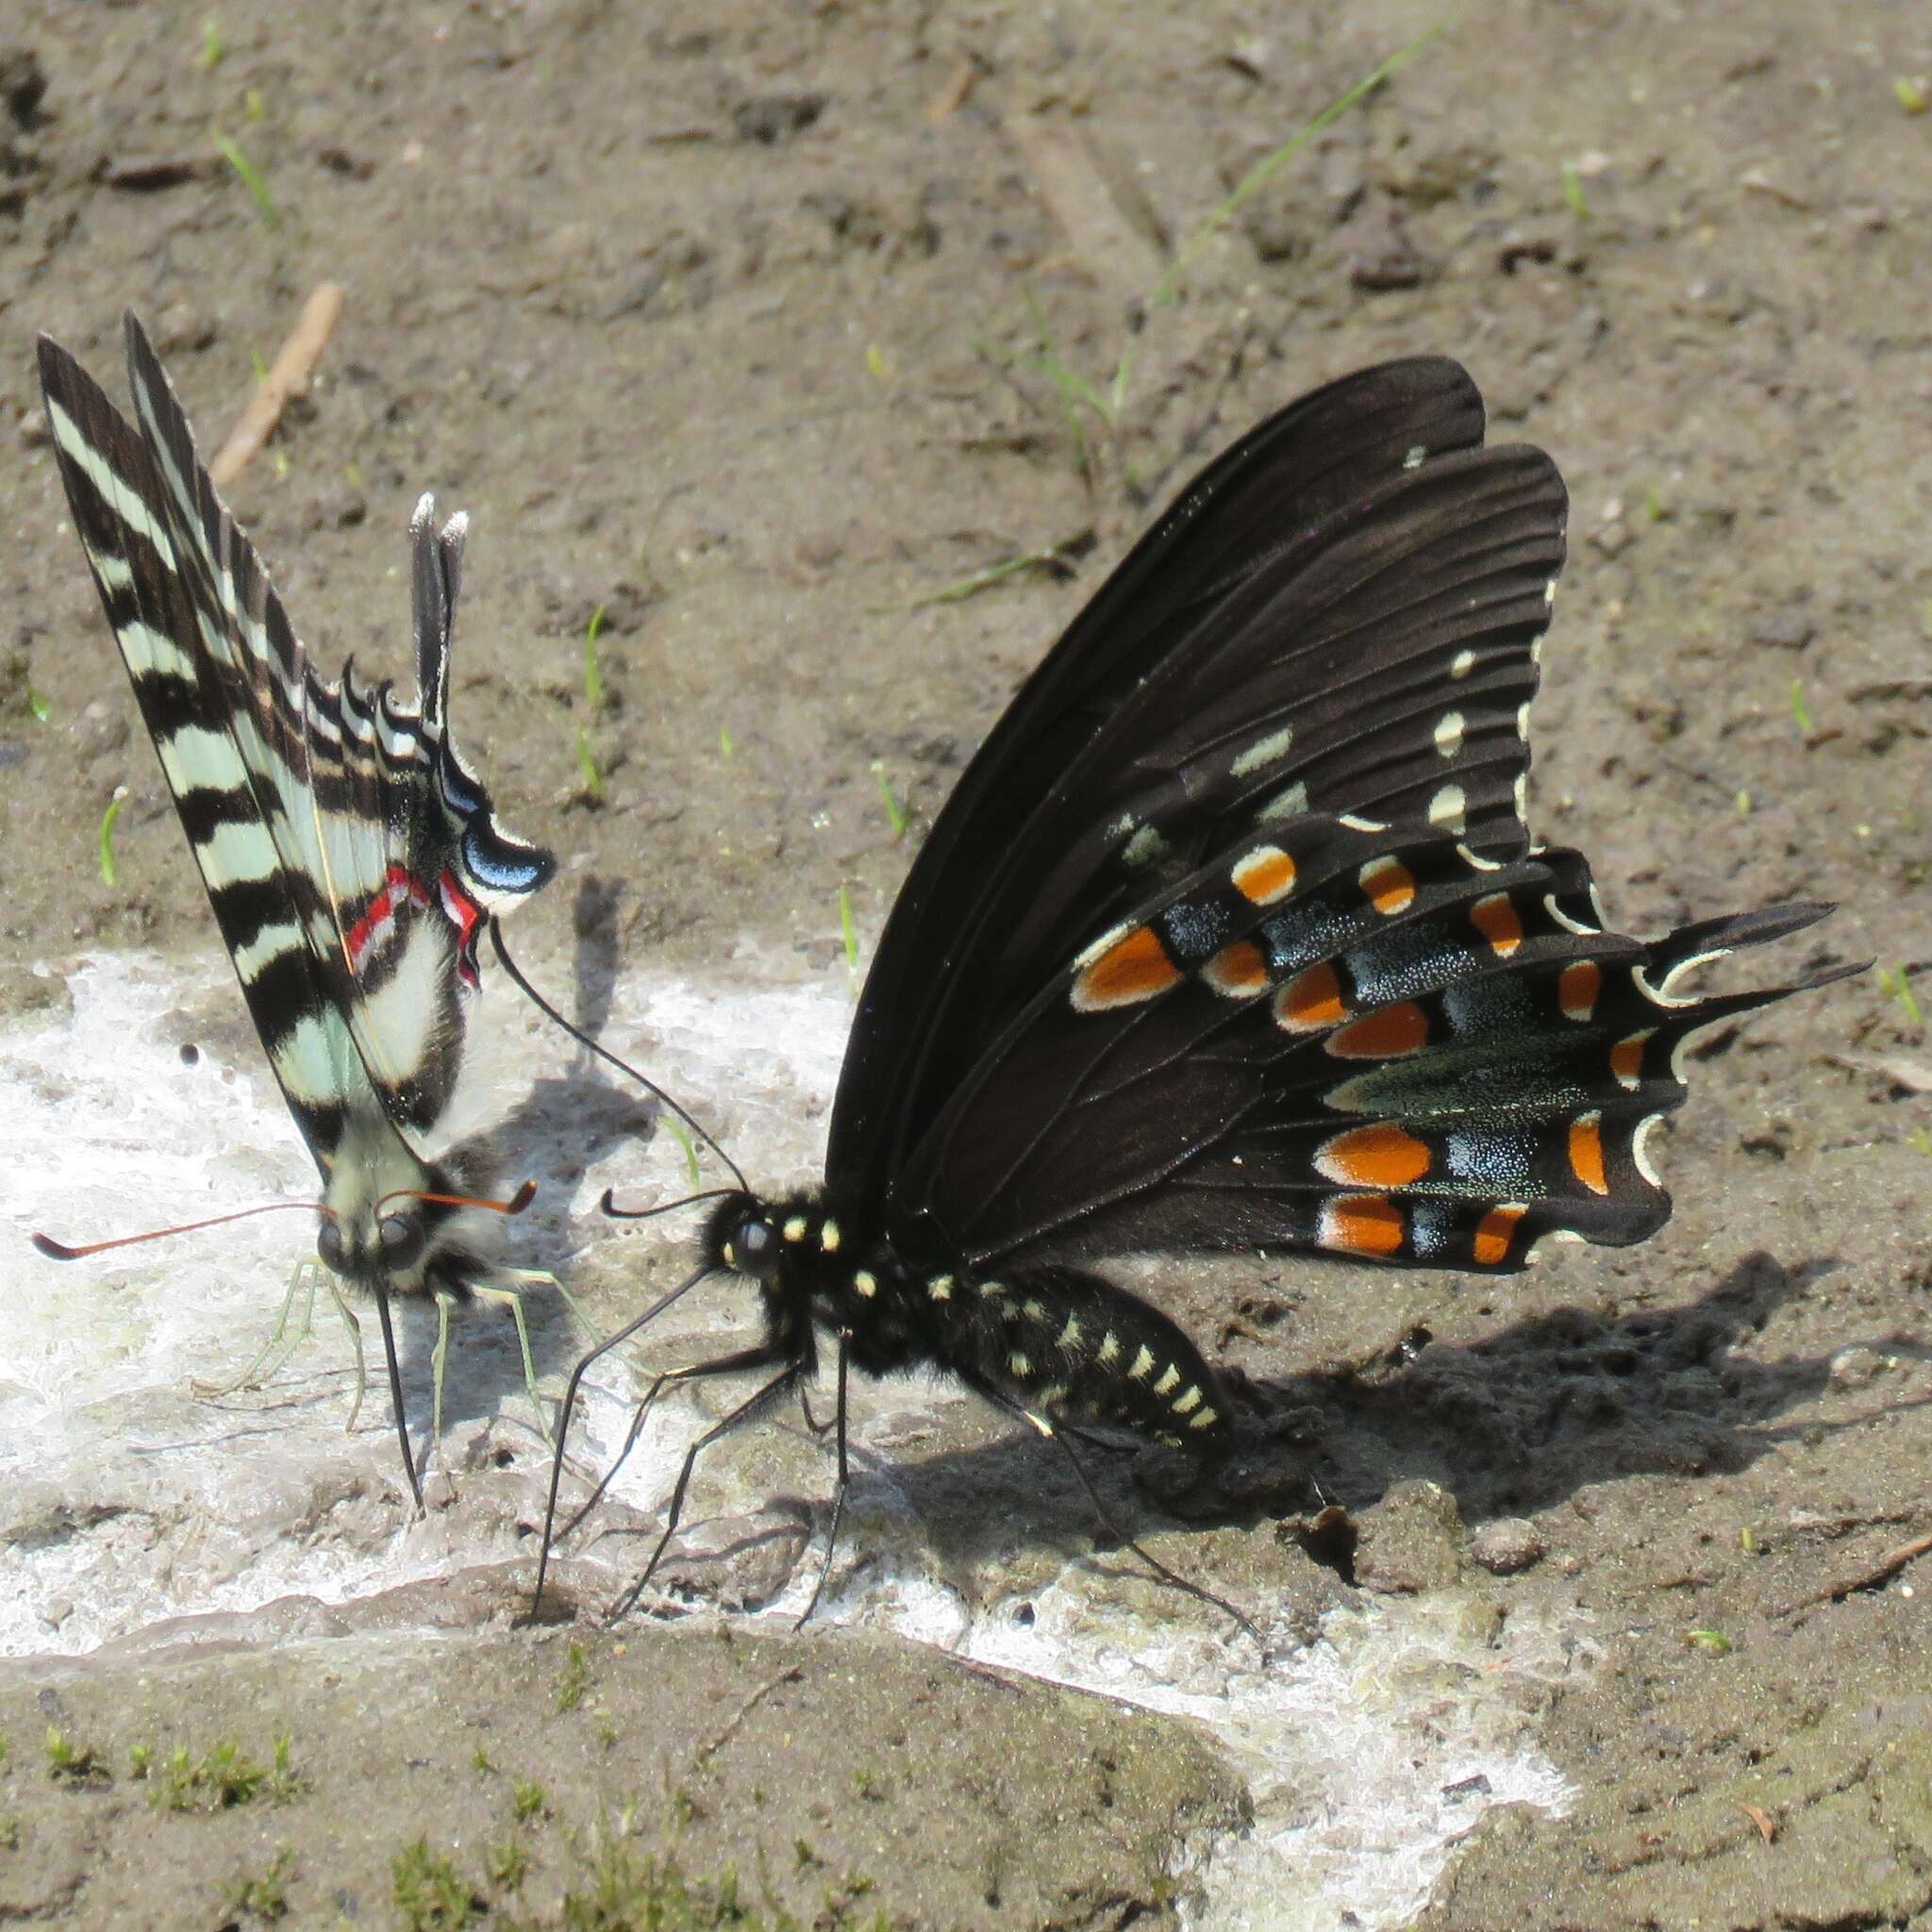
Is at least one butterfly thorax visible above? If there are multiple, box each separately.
[705,1192,1232,1455]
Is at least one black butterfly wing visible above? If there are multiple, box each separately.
[888,811,1851,1272]
[832,360,1563,1207]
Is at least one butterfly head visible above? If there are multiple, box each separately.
[316,1116,494,1296]
[706,1193,785,1285]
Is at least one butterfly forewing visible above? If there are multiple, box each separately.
[833,365,1564,1204]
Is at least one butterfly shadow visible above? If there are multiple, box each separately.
[1257,1245,1932,1534]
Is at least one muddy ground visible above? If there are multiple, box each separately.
[3,0,1931,1926]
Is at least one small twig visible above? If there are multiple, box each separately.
[691,1665,803,1769]
[1788,1528,1932,1611]
[208,283,346,487]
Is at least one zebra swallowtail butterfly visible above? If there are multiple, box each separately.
[36,313,561,1502]
[537,356,1856,1622]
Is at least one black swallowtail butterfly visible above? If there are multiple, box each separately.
[533,356,1853,1619]
[34,315,562,1503]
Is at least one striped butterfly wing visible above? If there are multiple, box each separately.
[37,315,552,1174]
[831,360,1562,1206]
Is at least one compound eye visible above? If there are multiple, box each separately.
[740,1219,774,1257]
[378,1210,425,1272]
[317,1218,347,1274]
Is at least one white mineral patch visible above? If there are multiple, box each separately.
[0,945,1578,1926]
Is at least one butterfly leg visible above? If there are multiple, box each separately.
[192,1257,320,1397]
[608,1352,805,1622]
[430,1288,459,1456]
[329,1283,367,1431]
[794,1328,853,1629]
[958,1370,1257,1640]
[470,1278,556,1448]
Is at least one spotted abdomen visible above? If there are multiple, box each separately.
[925,1261,1231,1453]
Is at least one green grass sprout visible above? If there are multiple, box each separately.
[872,760,908,839]
[1560,158,1590,219]
[906,541,1077,611]
[554,1641,590,1713]
[1876,963,1924,1029]
[574,723,605,801]
[1894,75,1928,115]
[1734,787,1752,814]
[1685,1628,1732,1656]
[719,724,736,758]
[98,788,127,887]
[865,341,889,380]
[198,21,224,69]
[27,686,50,723]
[583,604,607,711]
[249,347,270,384]
[1643,484,1667,523]
[663,1115,702,1188]
[1908,1124,1932,1158]
[391,1839,482,1930]
[244,87,265,124]
[839,885,858,977]
[213,132,278,228]
[1789,678,1813,736]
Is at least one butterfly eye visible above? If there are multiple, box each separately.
[734,1218,780,1278]
[378,1210,425,1270]
[316,1218,347,1274]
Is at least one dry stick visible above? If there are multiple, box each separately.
[690,1665,803,1769]
[1788,1527,1932,1613]
[208,283,346,487]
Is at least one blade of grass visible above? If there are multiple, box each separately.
[583,604,606,711]
[662,1116,701,1188]
[838,886,858,978]
[1560,159,1590,218]
[719,724,735,758]
[574,723,605,800]
[872,761,908,839]
[27,687,50,724]
[98,789,127,887]
[198,20,224,69]
[904,541,1079,611]
[1789,678,1814,736]
[213,132,278,228]
[1876,964,1924,1029]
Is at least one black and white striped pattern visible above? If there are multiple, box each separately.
[38,313,553,1293]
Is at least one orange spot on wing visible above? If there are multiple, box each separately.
[1558,959,1602,1022]
[1474,1203,1527,1266]
[1359,855,1415,915]
[1232,845,1297,905]
[1569,1111,1609,1195]
[1318,1124,1432,1188]
[1610,1030,1652,1089]
[1073,924,1181,1010]
[1322,1193,1406,1257]
[1471,891,1524,957]
[1275,961,1346,1032]
[1204,938,1270,998]
[1328,1001,1429,1058]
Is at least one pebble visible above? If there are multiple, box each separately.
[1471,1517,1547,1575]
[1747,608,1815,650]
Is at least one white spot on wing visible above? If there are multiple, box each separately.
[1433,712,1465,759]
[1428,784,1466,832]
[1231,724,1295,779]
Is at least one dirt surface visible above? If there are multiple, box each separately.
[3,0,1931,1927]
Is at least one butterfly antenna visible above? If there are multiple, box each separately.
[375,1179,540,1217]
[31,1199,327,1261]
[490,920,749,1194]
[599,1187,739,1223]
